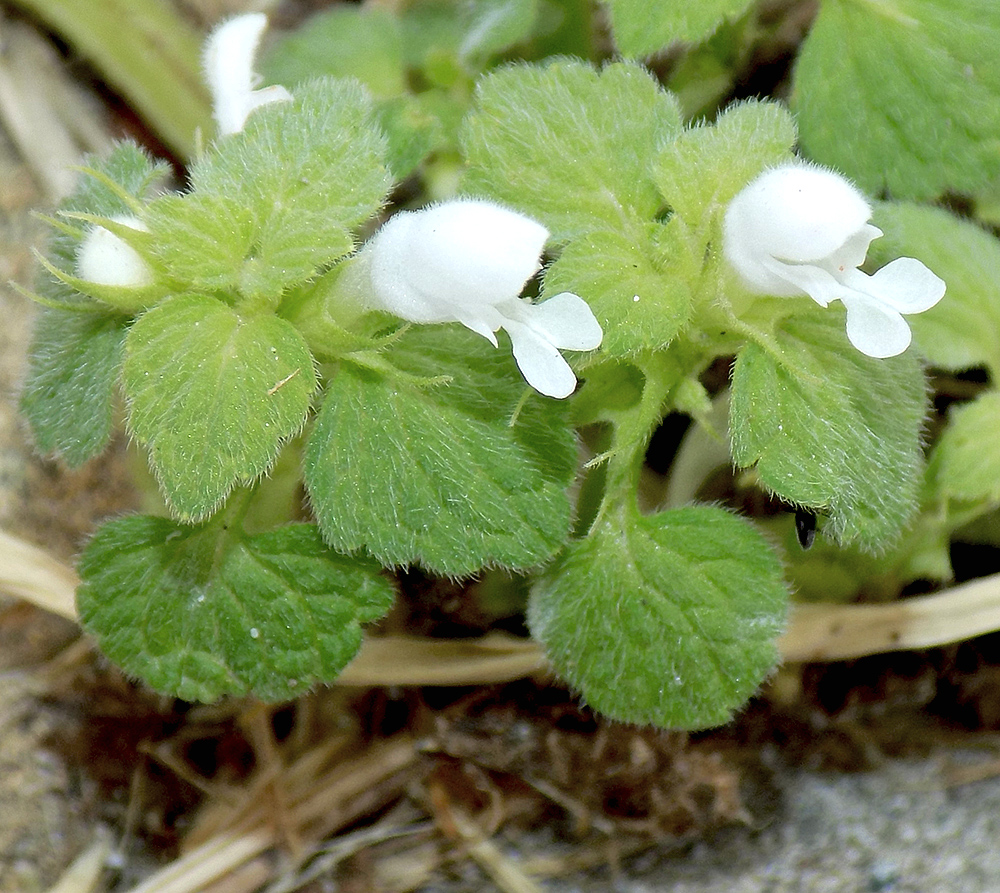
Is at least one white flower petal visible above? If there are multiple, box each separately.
[452,306,503,346]
[825,224,882,272]
[519,292,603,351]
[203,13,290,136]
[504,319,579,399]
[359,199,603,396]
[724,161,946,361]
[754,255,844,306]
[842,295,913,358]
[367,212,441,322]
[844,257,946,315]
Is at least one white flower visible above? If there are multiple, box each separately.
[76,215,153,287]
[203,13,292,137]
[358,199,603,398]
[723,163,945,358]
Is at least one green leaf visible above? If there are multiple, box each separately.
[261,6,406,98]
[869,202,1000,374]
[63,143,165,229]
[145,193,256,296]
[652,99,796,224]
[935,390,1000,504]
[528,505,788,730]
[461,60,682,240]
[78,516,395,702]
[541,223,692,356]
[603,0,755,58]
[453,0,540,68]
[398,0,538,74]
[375,94,451,180]
[149,79,391,302]
[304,327,577,576]
[20,309,126,467]
[792,0,1000,199]
[730,310,927,549]
[123,294,317,521]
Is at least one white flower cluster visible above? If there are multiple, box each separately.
[723,163,945,358]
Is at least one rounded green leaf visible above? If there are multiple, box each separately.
[528,506,788,730]
[604,0,755,58]
[935,391,1000,504]
[461,59,683,240]
[123,294,317,521]
[304,327,577,576]
[150,78,391,301]
[793,0,1000,199]
[730,311,927,550]
[20,309,126,467]
[78,517,395,702]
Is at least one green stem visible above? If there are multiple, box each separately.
[10,0,212,159]
[596,350,689,524]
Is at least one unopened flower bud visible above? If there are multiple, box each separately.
[76,215,153,288]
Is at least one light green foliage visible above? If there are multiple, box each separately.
[20,5,957,728]
[305,328,576,576]
[77,516,395,701]
[20,310,126,467]
[261,6,429,178]
[528,505,787,729]
[653,100,796,223]
[603,0,755,58]
[730,311,927,550]
[541,225,693,357]
[401,0,540,72]
[261,0,542,180]
[149,79,391,303]
[462,61,694,356]
[870,203,1000,374]
[21,143,165,464]
[262,7,407,98]
[451,0,540,67]
[935,392,1000,504]
[793,0,1000,199]
[462,61,681,238]
[123,295,317,521]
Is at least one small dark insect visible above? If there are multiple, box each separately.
[795,509,817,549]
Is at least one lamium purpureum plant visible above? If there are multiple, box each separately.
[19,8,959,729]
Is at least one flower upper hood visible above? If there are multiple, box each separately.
[203,13,292,137]
[723,163,946,358]
[358,199,603,398]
